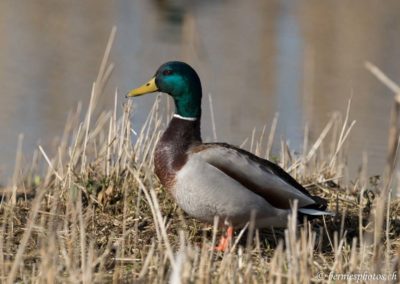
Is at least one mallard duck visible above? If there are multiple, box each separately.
[127,61,332,251]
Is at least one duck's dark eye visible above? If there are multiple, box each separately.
[162,70,173,76]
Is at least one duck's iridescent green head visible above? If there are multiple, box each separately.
[127,61,202,118]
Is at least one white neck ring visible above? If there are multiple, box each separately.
[173,114,198,121]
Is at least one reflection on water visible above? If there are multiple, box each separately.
[276,0,303,146]
[1,0,400,181]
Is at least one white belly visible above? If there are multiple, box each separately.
[173,156,288,227]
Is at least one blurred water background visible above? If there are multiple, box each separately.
[1,0,400,182]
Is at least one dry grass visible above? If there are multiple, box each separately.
[1,31,400,283]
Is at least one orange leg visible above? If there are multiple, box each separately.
[214,226,234,252]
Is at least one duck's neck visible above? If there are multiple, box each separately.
[163,115,202,145]
[154,115,202,189]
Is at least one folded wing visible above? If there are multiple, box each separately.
[191,143,324,210]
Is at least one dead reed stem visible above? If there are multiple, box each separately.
[365,62,400,261]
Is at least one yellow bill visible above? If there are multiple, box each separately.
[126,77,158,97]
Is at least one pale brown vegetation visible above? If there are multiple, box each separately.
[0,29,399,283]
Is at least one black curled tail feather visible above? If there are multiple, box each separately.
[304,195,328,211]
